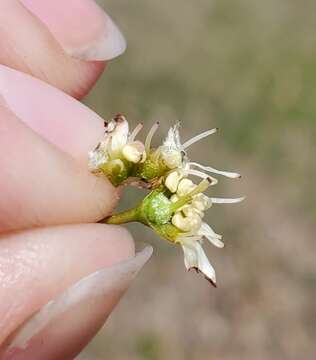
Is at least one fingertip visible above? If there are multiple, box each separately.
[20,0,126,61]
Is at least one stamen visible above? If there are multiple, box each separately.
[189,162,241,179]
[182,128,218,150]
[210,197,245,204]
[187,169,218,185]
[145,122,160,153]
[129,123,143,141]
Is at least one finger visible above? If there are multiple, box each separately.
[0,224,138,349]
[20,0,126,61]
[0,65,105,164]
[2,247,151,360]
[0,103,117,232]
[0,0,126,98]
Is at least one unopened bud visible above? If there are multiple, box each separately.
[192,193,211,211]
[170,194,179,203]
[165,170,183,193]
[172,212,202,232]
[162,150,182,169]
[177,178,197,197]
[182,204,204,218]
[122,141,146,163]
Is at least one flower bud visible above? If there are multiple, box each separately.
[181,204,204,218]
[170,194,179,203]
[162,150,182,169]
[192,193,211,211]
[172,212,202,232]
[122,141,146,163]
[165,170,183,193]
[177,178,197,197]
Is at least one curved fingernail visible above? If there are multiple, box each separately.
[2,246,152,359]
[20,0,126,61]
[0,65,105,162]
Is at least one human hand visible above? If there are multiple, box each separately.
[0,1,152,358]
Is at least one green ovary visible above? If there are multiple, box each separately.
[142,191,173,225]
[133,152,168,182]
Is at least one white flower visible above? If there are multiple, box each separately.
[88,114,146,171]
[160,123,241,184]
[170,177,244,285]
[160,123,183,169]
[180,238,217,286]
[89,117,245,285]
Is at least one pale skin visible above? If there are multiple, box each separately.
[0,0,141,358]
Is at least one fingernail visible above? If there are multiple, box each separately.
[20,0,126,61]
[2,246,152,359]
[0,65,105,162]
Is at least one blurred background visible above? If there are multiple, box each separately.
[81,0,316,359]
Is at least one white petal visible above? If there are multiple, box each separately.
[181,240,216,285]
[198,222,224,248]
[108,115,129,155]
[189,162,241,179]
[163,122,182,150]
[210,196,245,204]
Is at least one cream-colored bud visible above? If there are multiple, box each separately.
[122,141,146,163]
[172,213,191,232]
[182,204,204,218]
[170,194,179,203]
[189,213,203,230]
[165,170,183,193]
[177,178,197,197]
[172,212,202,232]
[192,193,211,211]
[163,150,182,169]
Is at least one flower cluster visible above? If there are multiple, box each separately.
[90,114,244,285]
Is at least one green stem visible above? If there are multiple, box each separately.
[101,207,140,225]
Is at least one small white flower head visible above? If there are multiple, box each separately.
[167,177,244,286]
[89,114,151,185]
[89,117,245,286]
